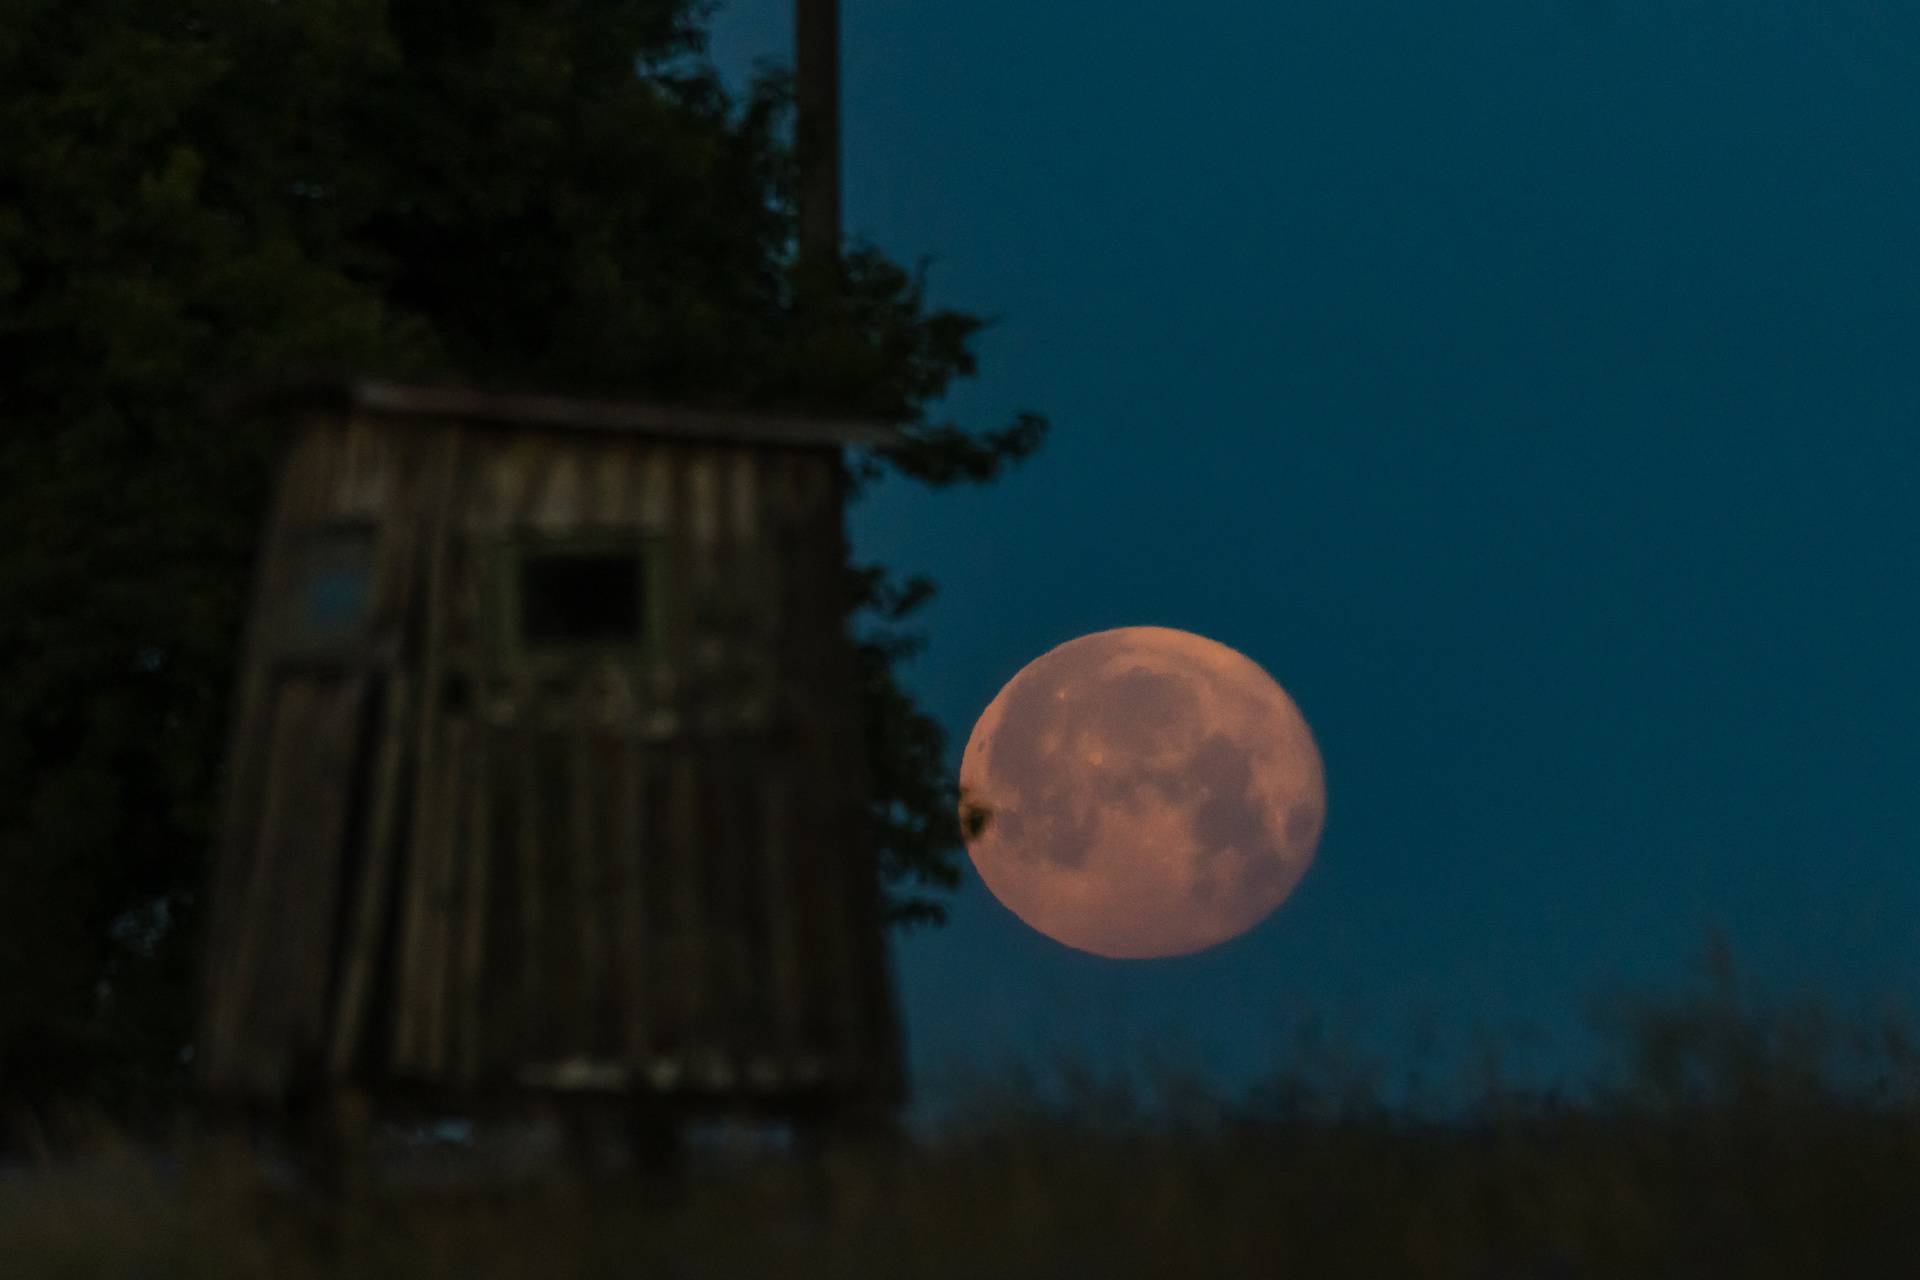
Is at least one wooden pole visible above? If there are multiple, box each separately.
[795,0,841,265]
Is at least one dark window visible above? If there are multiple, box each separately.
[520,551,643,645]
[306,564,369,633]
[292,527,375,644]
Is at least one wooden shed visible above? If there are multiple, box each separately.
[197,381,902,1128]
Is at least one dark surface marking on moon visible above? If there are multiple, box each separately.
[1185,732,1278,877]
[984,659,1220,871]
[979,650,1290,886]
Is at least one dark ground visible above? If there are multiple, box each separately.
[6,992,1919,1280]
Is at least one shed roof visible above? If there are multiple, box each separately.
[217,378,907,449]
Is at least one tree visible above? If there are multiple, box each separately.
[0,0,1043,1123]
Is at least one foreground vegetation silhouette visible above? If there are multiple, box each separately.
[6,948,1917,1277]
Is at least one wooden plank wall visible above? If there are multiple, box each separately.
[201,411,899,1104]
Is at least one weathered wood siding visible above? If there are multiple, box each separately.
[200,409,900,1107]
[200,413,447,1097]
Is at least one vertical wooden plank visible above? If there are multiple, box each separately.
[599,660,637,733]
[209,680,315,1093]
[614,732,648,1059]
[471,435,532,539]
[771,448,821,701]
[720,742,769,1051]
[691,445,721,560]
[517,726,545,1052]
[723,447,756,603]
[638,445,672,537]
[569,731,604,1055]
[585,439,631,526]
[761,766,803,1068]
[695,750,734,1058]
[531,440,583,533]
[391,715,449,1075]
[728,449,774,720]
[702,444,732,532]
[686,448,722,683]
[335,414,398,518]
[638,445,676,713]
[436,513,479,659]
[364,484,420,647]
[670,746,703,1042]
[801,753,847,1056]
[699,447,748,1059]
[287,677,366,1053]
[727,448,759,545]
[641,747,678,1049]
[456,724,492,1085]
[326,670,411,1077]
[479,727,523,1073]
[219,674,361,1097]
[751,445,790,632]
[687,448,720,544]
[530,734,577,1053]
[682,446,732,1056]
[420,716,471,1079]
[392,423,465,1076]
[597,732,627,1059]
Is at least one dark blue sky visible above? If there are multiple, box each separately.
[707,1,1920,1107]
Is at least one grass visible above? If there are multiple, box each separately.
[6,955,1920,1278]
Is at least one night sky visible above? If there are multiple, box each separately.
[707,1,1920,1108]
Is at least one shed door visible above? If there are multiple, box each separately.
[201,523,402,1096]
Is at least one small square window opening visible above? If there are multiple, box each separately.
[520,551,644,646]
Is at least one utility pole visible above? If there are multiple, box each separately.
[795,0,841,266]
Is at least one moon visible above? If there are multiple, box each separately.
[957,626,1325,959]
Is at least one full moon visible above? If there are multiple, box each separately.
[958,627,1325,959]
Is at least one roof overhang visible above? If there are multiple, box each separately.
[212,378,907,449]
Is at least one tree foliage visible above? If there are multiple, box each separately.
[0,0,1044,1119]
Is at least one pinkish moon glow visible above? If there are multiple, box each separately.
[958,627,1325,959]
